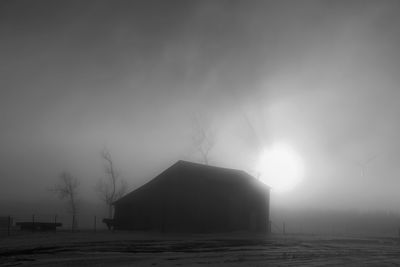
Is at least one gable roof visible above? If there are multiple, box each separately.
[114,160,270,205]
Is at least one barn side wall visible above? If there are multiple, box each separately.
[114,186,270,233]
[114,172,269,233]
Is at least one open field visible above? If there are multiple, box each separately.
[1,231,400,266]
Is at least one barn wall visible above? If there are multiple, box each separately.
[114,186,269,233]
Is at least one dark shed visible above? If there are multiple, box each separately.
[113,160,270,233]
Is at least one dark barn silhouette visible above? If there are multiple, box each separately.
[113,161,270,233]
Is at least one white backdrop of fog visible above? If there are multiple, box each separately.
[1,0,400,216]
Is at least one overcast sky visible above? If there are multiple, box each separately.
[1,0,400,213]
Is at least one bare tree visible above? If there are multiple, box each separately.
[191,115,215,165]
[52,171,80,232]
[96,149,128,218]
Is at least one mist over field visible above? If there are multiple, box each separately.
[1,0,400,236]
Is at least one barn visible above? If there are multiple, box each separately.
[113,160,270,233]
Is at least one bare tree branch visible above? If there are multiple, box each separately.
[191,115,215,165]
[96,148,128,218]
[51,171,80,231]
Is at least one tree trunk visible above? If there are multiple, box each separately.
[108,204,113,218]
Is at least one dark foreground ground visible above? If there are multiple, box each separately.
[1,231,400,266]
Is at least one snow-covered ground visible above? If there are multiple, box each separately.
[1,231,400,266]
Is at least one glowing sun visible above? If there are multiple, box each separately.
[256,143,304,192]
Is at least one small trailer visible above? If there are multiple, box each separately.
[16,222,62,231]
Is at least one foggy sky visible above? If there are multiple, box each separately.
[1,0,400,213]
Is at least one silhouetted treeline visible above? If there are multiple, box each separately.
[271,208,400,237]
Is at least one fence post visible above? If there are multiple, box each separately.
[7,216,11,236]
[54,215,58,233]
[71,215,74,233]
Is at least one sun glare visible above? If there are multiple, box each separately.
[256,143,304,193]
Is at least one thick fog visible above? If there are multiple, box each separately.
[1,0,400,221]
